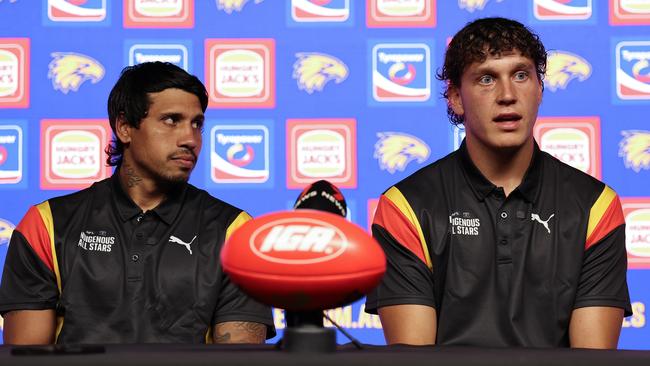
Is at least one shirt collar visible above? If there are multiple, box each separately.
[111,171,187,225]
[458,140,542,203]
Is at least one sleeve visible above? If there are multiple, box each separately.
[0,205,59,315]
[213,211,276,339]
[573,186,632,316]
[365,187,435,314]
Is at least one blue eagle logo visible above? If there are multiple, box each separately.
[293,52,348,94]
[619,130,650,173]
[374,132,430,174]
[459,0,504,12]
[48,52,105,94]
[545,51,592,92]
[217,0,264,14]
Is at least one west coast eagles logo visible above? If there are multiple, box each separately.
[459,0,504,12]
[545,51,591,92]
[374,132,430,174]
[293,52,348,94]
[217,0,264,14]
[48,52,105,94]
[0,218,15,247]
[619,130,650,172]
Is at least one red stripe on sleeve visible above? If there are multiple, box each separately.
[16,206,54,273]
[585,196,625,251]
[373,195,427,265]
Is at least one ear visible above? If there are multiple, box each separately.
[448,85,464,117]
[115,113,132,145]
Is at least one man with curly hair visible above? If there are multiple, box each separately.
[366,17,631,348]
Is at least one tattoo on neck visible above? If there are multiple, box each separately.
[124,164,142,187]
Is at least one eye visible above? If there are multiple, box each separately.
[514,71,528,81]
[479,75,494,85]
[162,116,178,125]
[191,119,204,131]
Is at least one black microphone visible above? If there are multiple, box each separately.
[293,180,347,218]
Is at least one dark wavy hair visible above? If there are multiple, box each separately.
[105,62,208,166]
[437,17,547,125]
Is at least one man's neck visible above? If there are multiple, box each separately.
[465,139,535,197]
[118,163,168,212]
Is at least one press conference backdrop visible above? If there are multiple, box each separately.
[0,0,648,348]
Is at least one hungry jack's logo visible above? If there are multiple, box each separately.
[41,119,111,190]
[366,0,436,28]
[124,0,194,28]
[545,51,592,91]
[533,0,592,20]
[622,198,650,269]
[205,39,275,108]
[287,119,356,189]
[534,117,601,179]
[0,38,29,108]
[615,41,650,100]
[610,0,650,25]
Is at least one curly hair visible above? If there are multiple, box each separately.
[437,17,547,125]
[105,62,208,166]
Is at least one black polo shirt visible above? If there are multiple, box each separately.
[0,174,274,343]
[366,141,631,347]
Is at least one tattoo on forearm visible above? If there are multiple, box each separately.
[214,322,266,344]
[124,164,142,187]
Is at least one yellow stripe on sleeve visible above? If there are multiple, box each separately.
[586,185,616,242]
[225,211,253,242]
[383,187,432,269]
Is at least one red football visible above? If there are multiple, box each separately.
[221,210,386,310]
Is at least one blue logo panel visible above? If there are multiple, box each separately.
[43,0,110,26]
[124,39,192,72]
[0,121,27,188]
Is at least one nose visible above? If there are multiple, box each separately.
[178,121,200,152]
[497,80,516,106]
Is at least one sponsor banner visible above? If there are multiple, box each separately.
[615,41,650,101]
[533,0,593,21]
[367,198,378,232]
[366,0,436,28]
[125,39,191,72]
[207,120,273,187]
[44,0,109,25]
[286,118,357,189]
[0,38,29,109]
[123,0,194,28]
[369,41,434,105]
[533,117,601,179]
[545,51,592,92]
[623,198,650,269]
[288,0,353,25]
[0,121,26,186]
[610,0,650,25]
[40,119,111,190]
[205,39,275,109]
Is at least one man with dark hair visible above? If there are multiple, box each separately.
[0,62,274,344]
[366,17,631,348]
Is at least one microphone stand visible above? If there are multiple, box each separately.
[282,310,336,353]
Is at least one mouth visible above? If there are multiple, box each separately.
[493,113,522,130]
[170,154,196,168]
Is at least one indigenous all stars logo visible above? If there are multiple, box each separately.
[48,52,104,94]
[372,43,431,103]
[374,132,430,174]
[217,0,264,14]
[545,51,592,91]
[293,53,348,94]
[47,0,107,22]
[449,211,480,236]
[610,0,650,25]
[616,41,650,100]
[619,130,650,172]
[458,0,504,12]
[291,0,350,23]
[534,0,592,20]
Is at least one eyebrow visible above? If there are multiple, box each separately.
[469,61,535,76]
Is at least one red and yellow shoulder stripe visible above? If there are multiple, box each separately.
[585,185,625,250]
[373,187,432,270]
[225,211,253,243]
